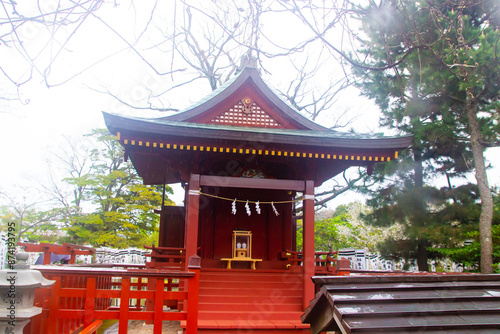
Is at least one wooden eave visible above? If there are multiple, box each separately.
[103,112,412,151]
[160,66,327,131]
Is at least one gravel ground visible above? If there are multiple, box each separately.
[104,320,181,334]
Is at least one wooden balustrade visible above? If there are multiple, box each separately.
[144,245,186,269]
[18,242,95,265]
[281,250,350,275]
[80,320,102,334]
[32,256,200,334]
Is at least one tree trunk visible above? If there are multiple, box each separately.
[466,90,494,274]
[416,240,429,271]
[413,149,429,271]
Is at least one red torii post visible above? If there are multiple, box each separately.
[18,242,95,264]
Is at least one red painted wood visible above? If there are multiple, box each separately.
[302,180,315,309]
[185,174,201,262]
[83,277,96,328]
[282,202,293,255]
[154,278,164,334]
[93,310,120,319]
[71,276,77,331]
[95,290,120,298]
[186,266,200,334]
[80,320,102,334]
[195,269,304,329]
[158,206,185,248]
[135,277,142,311]
[145,276,155,323]
[205,188,292,263]
[61,276,69,334]
[18,242,95,262]
[37,267,194,278]
[47,276,61,334]
[43,251,51,265]
[58,288,86,298]
[37,269,197,333]
[119,278,130,334]
[192,329,310,334]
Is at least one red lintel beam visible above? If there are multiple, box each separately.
[200,175,305,191]
[18,242,94,256]
[18,243,47,252]
[39,243,94,255]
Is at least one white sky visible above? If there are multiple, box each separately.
[0,1,498,209]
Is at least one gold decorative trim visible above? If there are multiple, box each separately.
[118,137,397,163]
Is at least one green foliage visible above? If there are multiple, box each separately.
[0,202,67,244]
[297,203,395,252]
[353,0,500,270]
[433,193,500,271]
[60,129,174,248]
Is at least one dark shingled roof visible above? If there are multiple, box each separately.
[302,274,500,334]
[102,112,412,150]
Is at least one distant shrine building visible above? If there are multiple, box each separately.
[103,62,411,332]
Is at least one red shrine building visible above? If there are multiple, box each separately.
[103,61,411,333]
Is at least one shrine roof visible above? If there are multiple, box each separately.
[302,274,500,334]
[103,112,412,150]
[158,66,327,131]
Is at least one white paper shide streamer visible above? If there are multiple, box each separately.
[229,198,280,216]
[231,199,237,215]
[255,201,261,214]
[271,202,279,216]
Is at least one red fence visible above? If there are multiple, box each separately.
[19,242,95,265]
[32,256,200,334]
[281,250,351,275]
[144,245,185,269]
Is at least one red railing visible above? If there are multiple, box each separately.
[19,242,95,265]
[32,256,201,334]
[281,250,351,275]
[80,320,102,334]
[144,245,185,269]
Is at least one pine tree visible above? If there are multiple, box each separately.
[354,0,500,272]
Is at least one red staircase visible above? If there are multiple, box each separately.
[184,268,310,333]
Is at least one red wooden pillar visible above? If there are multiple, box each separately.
[302,180,315,309]
[119,278,131,334]
[184,174,200,264]
[84,277,96,328]
[187,255,201,334]
[69,250,76,264]
[47,276,61,334]
[43,250,51,265]
[154,277,165,334]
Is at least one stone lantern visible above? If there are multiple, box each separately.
[0,253,55,334]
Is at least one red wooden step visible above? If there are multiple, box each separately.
[195,269,307,332]
[200,280,302,290]
[198,311,305,321]
[198,301,303,312]
[200,270,302,279]
[198,294,303,305]
[200,284,302,296]
[181,319,310,333]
